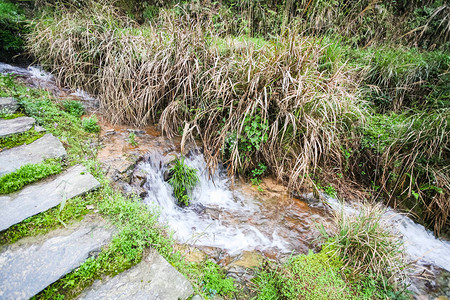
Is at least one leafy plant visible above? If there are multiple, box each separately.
[62,100,84,118]
[168,156,199,206]
[200,260,236,298]
[0,128,44,150]
[127,132,138,146]
[82,115,100,133]
[0,0,27,58]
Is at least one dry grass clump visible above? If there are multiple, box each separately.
[322,202,408,289]
[28,2,363,193]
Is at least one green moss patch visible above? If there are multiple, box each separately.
[0,159,63,194]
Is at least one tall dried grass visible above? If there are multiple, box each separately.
[28,2,363,193]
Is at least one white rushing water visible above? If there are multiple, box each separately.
[140,151,295,256]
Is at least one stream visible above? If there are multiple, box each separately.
[1,62,449,299]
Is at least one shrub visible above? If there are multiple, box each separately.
[320,202,408,291]
[62,100,84,118]
[167,156,199,206]
[253,249,377,300]
[82,115,100,133]
[0,0,27,59]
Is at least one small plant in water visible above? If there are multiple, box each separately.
[168,156,199,206]
[251,163,267,192]
[128,132,138,146]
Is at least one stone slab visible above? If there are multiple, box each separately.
[0,215,114,300]
[0,116,35,137]
[0,97,19,114]
[78,248,194,300]
[0,133,66,176]
[0,165,101,231]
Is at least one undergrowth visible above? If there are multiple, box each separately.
[0,77,236,300]
[0,159,63,194]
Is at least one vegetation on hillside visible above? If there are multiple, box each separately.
[26,0,449,236]
[1,0,448,298]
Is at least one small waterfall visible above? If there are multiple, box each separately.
[139,151,302,256]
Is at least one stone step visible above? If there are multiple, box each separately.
[78,248,194,300]
[0,97,19,114]
[0,215,114,300]
[0,116,35,137]
[0,133,66,176]
[0,165,100,232]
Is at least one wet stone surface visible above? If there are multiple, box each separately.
[0,165,100,231]
[0,116,35,137]
[78,248,194,300]
[0,133,66,176]
[0,215,114,300]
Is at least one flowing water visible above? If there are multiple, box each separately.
[2,62,449,297]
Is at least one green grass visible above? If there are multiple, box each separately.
[0,128,44,149]
[254,249,364,300]
[168,156,199,206]
[0,159,63,194]
[0,76,236,300]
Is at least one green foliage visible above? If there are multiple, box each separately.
[0,128,44,150]
[62,100,84,118]
[127,132,138,146]
[82,115,100,133]
[253,249,363,300]
[320,203,408,293]
[168,156,199,206]
[240,114,268,153]
[199,260,236,298]
[0,0,27,57]
[0,159,63,194]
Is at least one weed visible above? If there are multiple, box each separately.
[0,159,63,194]
[82,115,100,133]
[62,100,84,118]
[168,156,199,206]
[127,132,138,146]
[320,202,408,292]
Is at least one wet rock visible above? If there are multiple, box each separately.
[190,203,206,215]
[132,169,148,187]
[78,248,194,300]
[126,129,145,135]
[105,129,115,136]
[163,169,173,181]
[0,97,19,114]
[230,251,263,269]
[0,116,35,137]
[0,133,66,176]
[0,165,100,231]
[34,124,46,132]
[0,215,113,300]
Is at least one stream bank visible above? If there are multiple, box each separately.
[2,62,450,299]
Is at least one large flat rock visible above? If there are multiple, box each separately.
[0,116,35,137]
[0,165,101,231]
[78,248,194,300]
[0,215,114,300]
[0,97,19,114]
[0,133,66,176]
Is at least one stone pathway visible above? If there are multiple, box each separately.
[0,216,113,300]
[0,97,195,300]
[0,97,19,114]
[0,133,66,176]
[0,165,100,231]
[78,248,194,300]
[0,116,35,137]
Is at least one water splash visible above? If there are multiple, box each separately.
[139,151,313,256]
